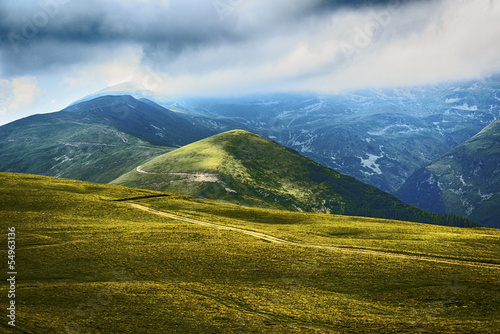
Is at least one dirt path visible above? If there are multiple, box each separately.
[136,166,218,182]
[129,203,500,270]
[134,166,237,192]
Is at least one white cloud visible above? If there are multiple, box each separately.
[62,45,145,89]
[4,0,498,101]
[328,0,500,90]
[125,0,500,95]
[0,76,45,115]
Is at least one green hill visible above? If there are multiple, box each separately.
[1,172,499,333]
[0,95,216,183]
[112,130,476,227]
[397,118,500,228]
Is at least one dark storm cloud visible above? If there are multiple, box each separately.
[0,0,248,76]
[1,0,499,97]
[1,0,434,77]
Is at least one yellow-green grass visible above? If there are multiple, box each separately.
[1,173,499,333]
[141,196,500,265]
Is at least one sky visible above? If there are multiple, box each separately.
[0,0,500,125]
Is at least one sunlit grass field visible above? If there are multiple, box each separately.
[1,173,499,333]
[143,196,500,264]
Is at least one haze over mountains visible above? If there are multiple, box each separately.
[0,77,499,227]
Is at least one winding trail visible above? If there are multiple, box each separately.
[129,203,500,270]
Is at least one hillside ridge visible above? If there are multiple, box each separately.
[112,130,478,227]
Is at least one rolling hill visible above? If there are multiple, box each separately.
[397,118,500,228]
[1,172,499,333]
[112,130,476,227]
[0,95,219,183]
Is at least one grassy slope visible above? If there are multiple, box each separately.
[1,173,499,333]
[0,113,173,183]
[112,130,477,227]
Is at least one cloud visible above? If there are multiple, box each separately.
[62,45,145,88]
[326,0,500,90]
[0,0,499,97]
[0,0,428,75]
[0,76,45,115]
[134,0,500,95]
[309,0,429,12]
[0,0,243,76]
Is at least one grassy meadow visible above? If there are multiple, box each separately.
[1,173,499,333]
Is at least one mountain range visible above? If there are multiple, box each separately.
[76,79,500,193]
[0,78,499,226]
[0,95,217,183]
[162,78,500,193]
